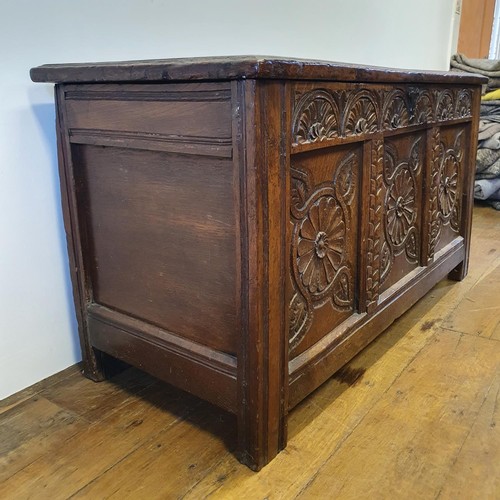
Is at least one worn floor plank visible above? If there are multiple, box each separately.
[437,370,500,500]
[0,204,498,499]
[0,381,200,499]
[72,405,236,499]
[0,396,82,483]
[40,367,157,423]
[0,364,81,418]
[296,329,500,499]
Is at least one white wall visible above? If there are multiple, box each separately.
[0,0,457,400]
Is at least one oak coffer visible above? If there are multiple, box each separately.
[30,56,485,470]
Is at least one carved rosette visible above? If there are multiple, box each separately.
[427,129,463,260]
[438,154,459,218]
[381,136,422,282]
[366,139,384,311]
[296,196,345,296]
[386,168,417,246]
[292,90,339,146]
[289,153,356,349]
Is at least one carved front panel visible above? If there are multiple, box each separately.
[288,83,474,354]
[427,125,467,259]
[379,133,425,293]
[289,146,360,357]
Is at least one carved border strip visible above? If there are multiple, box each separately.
[292,87,472,148]
[366,139,384,313]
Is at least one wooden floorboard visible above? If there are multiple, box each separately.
[0,204,499,499]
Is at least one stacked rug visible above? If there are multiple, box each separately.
[451,54,500,209]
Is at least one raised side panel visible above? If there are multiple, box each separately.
[64,83,232,157]
[72,144,238,354]
[56,80,241,409]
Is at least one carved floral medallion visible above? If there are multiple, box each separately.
[293,91,339,145]
[289,152,357,350]
[427,129,464,260]
[386,168,416,246]
[379,136,422,286]
[438,154,459,218]
[297,196,345,295]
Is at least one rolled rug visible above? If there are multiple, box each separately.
[451,54,500,77]
[490,187,500,200]
[481,131,500,149]
[476,147,500,174]
[478,120,500,140]
[474,178,500,200]
[481,100,500,112]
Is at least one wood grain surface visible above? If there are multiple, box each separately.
[30,56,487,85]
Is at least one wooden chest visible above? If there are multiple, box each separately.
[31,56,484,470]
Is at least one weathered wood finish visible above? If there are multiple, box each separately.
[31,56,485,470]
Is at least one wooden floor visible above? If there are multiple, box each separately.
[1,204,499,500]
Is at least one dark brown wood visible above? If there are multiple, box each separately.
[32,56,484,470]
[235,80,289,470]
[449,88,482,281]
[31,56,486,85]
[55,85,107,382]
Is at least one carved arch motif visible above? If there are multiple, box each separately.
[436,90,454,121]
[382,90,410,129]
[455,89,472,118]
[344,90,379,135]
[292,85,472,149]
[292,90,340,146]
[412,89,434,124]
